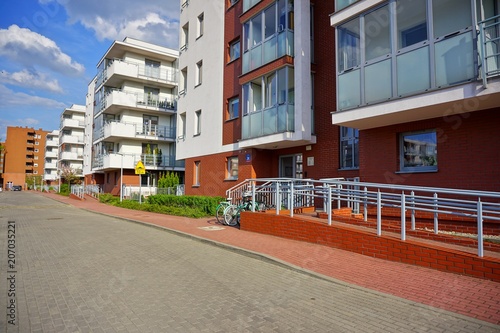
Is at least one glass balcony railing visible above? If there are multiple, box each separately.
[243,30,294,74]
[93,120,176,142]
[242,104,294,140]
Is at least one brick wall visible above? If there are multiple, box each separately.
[360,108,500,192]
[240,211,500,282]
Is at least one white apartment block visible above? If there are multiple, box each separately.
[176,1,226,160]
[88,37,183,194]
[59,104,85,179]
[43,129,59,185]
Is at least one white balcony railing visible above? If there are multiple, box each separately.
[94,121,176,142]
[105,59,177,86]
[93,153,184,170]
[60,151,84,161]
[96,89,177,115]
[60,134,84,145]
[60,118,85,129]
[45,151,57,158]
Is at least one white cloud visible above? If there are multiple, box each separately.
[0,84,67,109]
[0,25,85,76]
[45,0,180,49]
[0,69,63,93]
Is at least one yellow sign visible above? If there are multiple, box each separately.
[135,161,146,174]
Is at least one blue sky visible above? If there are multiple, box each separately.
[0,0,180,141]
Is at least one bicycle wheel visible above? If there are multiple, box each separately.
[223,205,239,226]
[216,201,230,224]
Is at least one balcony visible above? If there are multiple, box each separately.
[93,153,184,171]
[60,134,84,145]
[60,151,84,161]
[60,118,84,129]
[95,89,176,116]
[93,121,176,143]
[44,162,57,169]
[43,174,58,181]
[45,151,57,158]
[103,59,177,89]
[243,30,294,74]
[242,104,294,140]
[45,139,58,147]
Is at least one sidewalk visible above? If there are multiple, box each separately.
[39,192,500,326]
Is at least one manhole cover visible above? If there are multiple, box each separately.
[198,226,225,231]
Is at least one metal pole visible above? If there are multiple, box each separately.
[433,193,438,234]
[327,187,332,226]
[401,192,406,241]
[377,190,381,236]
[410,191,415,231]
[290,182,294,218]
[120,153,123,202]
[477,199,484,257]
[139,174,142,204]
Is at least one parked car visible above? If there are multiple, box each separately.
[12,185,22,191]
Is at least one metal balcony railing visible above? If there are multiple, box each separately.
[478,14,500,87]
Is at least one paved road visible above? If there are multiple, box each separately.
[0,192,498,333]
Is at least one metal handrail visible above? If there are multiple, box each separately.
[240,178,500,257]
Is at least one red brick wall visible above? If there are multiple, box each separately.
[360,108,500,192]
[241,211,500,282]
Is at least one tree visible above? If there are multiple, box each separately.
[26,175,43,189]
[59,165,81,186]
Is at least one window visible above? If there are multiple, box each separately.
[228,97,239,119]
[143,115,159,135]
[226,156,238,180]
[339,127,359,169]
[197,13,204,38]
[194,161,200,186]
[145,59,160,78]
[400,130,437,172]
[144,87,160,106]
[35,141,39,145]
[180,67,188,95]
[34,170,38,174]
[181,23,189,51]
[194,110,201,135]
[34,163,38,167]
[336,0,474,110]
[336,0,359,11]
[196,61,203,86]
[178,112,186,140]
[229,40,240,62]
[34,149,39,153]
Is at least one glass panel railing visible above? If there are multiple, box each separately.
[365,59,392,104]
[397,46,430,96]
[243,30,294,74]
[336,0,360,11]
[435,31,474,87]
[241,103,294,140]
[250,111,262,138]
[338,69,361,110]
[243,0,260,13]
[263,36,277,64]
[263,106,277,135]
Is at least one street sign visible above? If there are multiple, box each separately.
[135,161,146,174]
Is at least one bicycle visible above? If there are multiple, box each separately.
[215,199,231,224]
[223,194,270,226]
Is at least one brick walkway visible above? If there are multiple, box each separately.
[39,192,500,326]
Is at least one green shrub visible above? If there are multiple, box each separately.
[99,193,119,204]
[146,195,224,215]
[59,183,70,195]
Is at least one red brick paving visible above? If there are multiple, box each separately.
[39,192,500,325]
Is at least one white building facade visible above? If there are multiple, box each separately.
[59,104,85,181]
[87,37,184,195]
[43,130,59,186]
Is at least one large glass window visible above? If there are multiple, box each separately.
[364,5,391,61]
[340,127,359,169]
[337,18,360,72]
[400,130,437,172]
[336,0,475,111]
[243,2,294,73]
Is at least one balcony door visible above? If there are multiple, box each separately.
[145,59,160,79]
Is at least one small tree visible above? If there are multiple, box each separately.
[158,171,180,193]
[26,175,43,189]
[59,165,80,187]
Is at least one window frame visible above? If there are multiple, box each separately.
[229,39,241,62]
[197,13,204,39]
[226,156,239,180]
[339,126,359,170]
[193,160,201,186]
[228,97,239,120]
[194,110,202,136]
[195,60,203,86]
[399,129,438,173]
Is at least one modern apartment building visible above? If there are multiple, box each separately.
[43,130,59,186]
[59,104,85,183]
[330,0,500,191]
[2,126,49,190]
[178,0,357,197]
[86,37,184,195]
[178,0,500,197]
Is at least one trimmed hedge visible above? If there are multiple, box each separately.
[98,194,225,218]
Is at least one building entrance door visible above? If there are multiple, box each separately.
[279,154,303,178]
